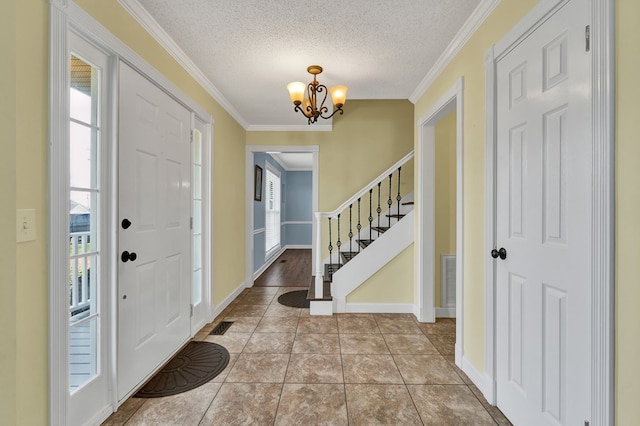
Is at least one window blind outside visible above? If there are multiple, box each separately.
[265,166,281,255]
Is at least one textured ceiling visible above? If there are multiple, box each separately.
[134,0,482,128]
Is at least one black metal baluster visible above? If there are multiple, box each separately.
[368,189,373,242]
[357,198,362,253]
[397,167,402,217]
[336,214,342,267]
[348,204,353,261]
[388,174,393,228]
[328,217,333,280]
[376,182,382,228]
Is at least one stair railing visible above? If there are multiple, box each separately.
[313,150,414,299]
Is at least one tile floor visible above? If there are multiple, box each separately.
[103,286,511,425]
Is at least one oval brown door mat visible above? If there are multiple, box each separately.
[277,290,310,308]
[135,341,229,398]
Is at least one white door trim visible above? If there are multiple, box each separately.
[416,77,464,367]
[244,145,319,288]
[48,1,214,423]
[483,1,614,423]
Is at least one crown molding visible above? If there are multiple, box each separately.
[247,124,333,132]
[117,0,249,129]
[409,0,500,103]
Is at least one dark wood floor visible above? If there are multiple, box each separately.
[254,249,312,287]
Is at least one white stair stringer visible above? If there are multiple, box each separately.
[331,210,414,313]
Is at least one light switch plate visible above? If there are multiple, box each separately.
[16,209,36,243]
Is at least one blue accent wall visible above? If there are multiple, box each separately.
[253,153,314,274]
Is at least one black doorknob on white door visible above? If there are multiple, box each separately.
[121,250,137,262]
[491,248,507,260]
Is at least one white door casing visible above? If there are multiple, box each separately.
[117,61,192,401]
[494,1,591,424]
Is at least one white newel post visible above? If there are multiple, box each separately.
[314,212,324,299]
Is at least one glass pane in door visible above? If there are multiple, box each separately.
[69,55,101,392]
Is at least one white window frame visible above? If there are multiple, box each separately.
[264,161,281,259]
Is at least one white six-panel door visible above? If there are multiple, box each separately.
[117,62,192,401]
[495,1,591,424]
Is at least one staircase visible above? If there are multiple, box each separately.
[308,151,414,315]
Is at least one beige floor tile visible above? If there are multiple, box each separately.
[292,333,341,354]
[469,384,513,425]
[339,334,389,354]
[200,383,281,425]
[199,323,215,333]
[296,316,338,334]
[214,315,261,333]
[375,316,422,334]
[203,332,251,353]
[263,304,303,317]
[275,384,347,426]
[240,292,277,305]
[226,353,290,383]
[125,382,221,426]
[345,384,423,425]
[342,354,403,384]
[211,352,239,383]
[255,316,299,333]
[227,303,268,317]
[383,333,439,354]
[408,384,496,425]
[427,333,456,355]
[192,330,210,341]
[337,316,380,334]
[298,307,311,317]
[285,353,344,384]
[243,332,295,354]
[419,317,456,335]
[394,354,465,384]
[101,397,145,425]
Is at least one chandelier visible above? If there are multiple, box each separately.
[287,65,347,125]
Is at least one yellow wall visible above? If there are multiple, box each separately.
[434,110,457,308]
[73,0,247,307]
[615,0,640,422]
[1,1,17,424]
[246,100,414,212]
[347,245,414,303]
[15,1,49,423]
[414,0,538,374]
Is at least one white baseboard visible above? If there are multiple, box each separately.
[461,356,495,405]
[285,244,312,249]
[210,281,249,322]
[87,404,113,426]
[344,303,415,314]
[435,307,456,318]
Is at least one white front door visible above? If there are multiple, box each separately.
[117,62,192,401]
[495,1,591,424]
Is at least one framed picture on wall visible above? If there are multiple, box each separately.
[254,165,263,201]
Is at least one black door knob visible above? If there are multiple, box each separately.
[121,218,132,229]
[491,248,507,260]
[121,250,137,262]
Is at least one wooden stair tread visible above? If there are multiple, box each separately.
[402,201,414,205]
[385,213,406,218]
[340,251,359,264]
[371,226,389,233]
